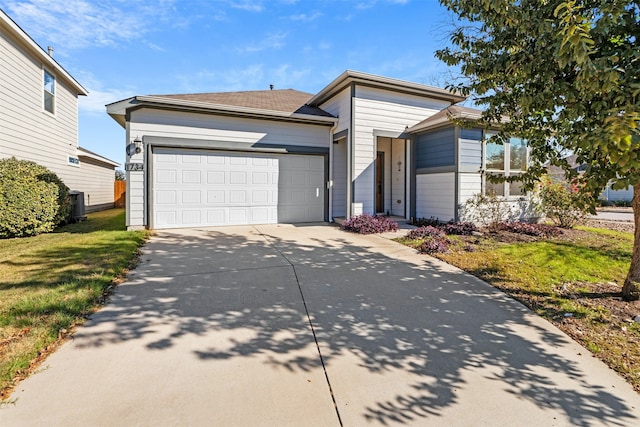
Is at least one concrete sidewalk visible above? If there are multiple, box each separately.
[1,224,639,426]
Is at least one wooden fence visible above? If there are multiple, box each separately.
[114,181,126,208]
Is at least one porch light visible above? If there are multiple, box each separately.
[127,136,142,156]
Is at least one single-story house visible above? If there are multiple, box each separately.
[0,10,119,213]
[107,70,535,230]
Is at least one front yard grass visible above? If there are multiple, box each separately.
[397,226,640,393]
[0,208,148,399]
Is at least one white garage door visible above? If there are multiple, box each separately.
[152,148,325,228]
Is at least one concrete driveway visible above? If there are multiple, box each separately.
[2,224,639,426]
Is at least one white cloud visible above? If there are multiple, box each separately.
[229,0,264,12]
[237,32,287,53]
[289,11,322,22]
[1,0,176,50]
[272,64,311,89]
[175,64,266,93]
[74,72,134,114]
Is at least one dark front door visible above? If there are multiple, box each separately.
[376,151,384,213]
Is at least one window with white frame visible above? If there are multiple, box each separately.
[43,70,55,114]
[484,134,527,197]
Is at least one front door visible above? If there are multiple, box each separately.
[376,152,384,213]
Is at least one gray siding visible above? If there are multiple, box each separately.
[416,127,455,169]
[459,127,483,171]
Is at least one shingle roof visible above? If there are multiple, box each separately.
[155,89,333,117]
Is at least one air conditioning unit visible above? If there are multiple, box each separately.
[69,191,87,222]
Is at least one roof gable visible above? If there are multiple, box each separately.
[307,70,466,107]
[0,10,87,96]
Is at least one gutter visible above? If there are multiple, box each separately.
[135,96,337,126]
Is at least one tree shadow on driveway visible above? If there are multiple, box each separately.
[72,225,639,426]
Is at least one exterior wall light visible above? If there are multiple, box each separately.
[127,136,142,156]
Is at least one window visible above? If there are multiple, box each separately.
[43,70,55,114]
[68,156,79,166]
[484,134,527,197]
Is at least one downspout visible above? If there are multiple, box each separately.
[328,120,338,222]
[347,83,356,218]
[454,125,461,222]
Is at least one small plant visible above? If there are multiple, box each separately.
[406,226,445,240]
[538,175,592,228]
[498,222,562,237]
[342,214,399,234]
[0,157,70,238]
[460,191,511,232]
[412,217,440,227]
[442,221,478,235]
[418,236,450,254]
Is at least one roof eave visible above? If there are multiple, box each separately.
[308,70,466,106]
[114,95,337,126]
[1,10,88,96]
[407,110,485,134]
[77,147,120,167]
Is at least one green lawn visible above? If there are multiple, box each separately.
[0,209,148,398]
[398,226,640,392]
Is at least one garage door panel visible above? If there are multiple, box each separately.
[181,190,201,204]
[153,148,324,228]
[182,170,201,183]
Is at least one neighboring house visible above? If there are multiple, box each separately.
[107,70,536,230]
[0,10,118,212]
[548,154,634,203]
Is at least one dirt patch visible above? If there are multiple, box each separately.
[439,220,640,393]
[518,281,640,392]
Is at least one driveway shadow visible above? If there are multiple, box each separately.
[72,225,639,426]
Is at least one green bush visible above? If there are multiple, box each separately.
[538,175,591,228]
[0,158,71,238]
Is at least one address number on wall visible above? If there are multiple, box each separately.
[125,163,144,171]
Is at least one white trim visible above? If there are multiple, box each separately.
[42,67,56,116]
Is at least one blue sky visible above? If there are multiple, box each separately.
[1,0,461,166]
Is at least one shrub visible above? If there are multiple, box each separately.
[460,191,511,232]
[0,158,70,238]
[412,217,440,227]
[442,221,478,235]
[407,226,445,240]
[342,214,399,234]
[498,222,562,237]
[418,236,450,254]
[538,176,591,228]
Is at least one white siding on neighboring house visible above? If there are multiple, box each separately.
[126,109,330,229]
[352,86,450,214]
[72,157,116,212]
[0,28,80,184]
[416,173,455,221]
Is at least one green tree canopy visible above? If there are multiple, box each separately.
[436,0,639,300]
